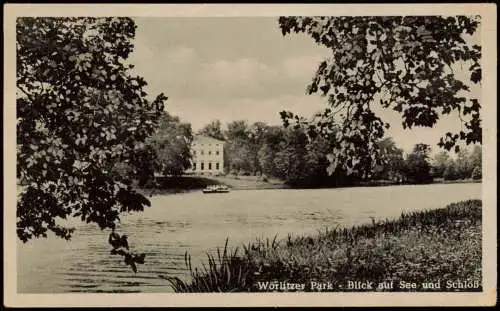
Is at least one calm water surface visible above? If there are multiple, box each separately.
[17,183,481,293]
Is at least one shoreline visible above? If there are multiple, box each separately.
[136,176,481,196]
[17,176,480,196]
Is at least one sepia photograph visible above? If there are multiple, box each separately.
[4,3,497,307]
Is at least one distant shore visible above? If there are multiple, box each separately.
[135,175,481,196]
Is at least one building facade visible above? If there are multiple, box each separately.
[185,135,225,175]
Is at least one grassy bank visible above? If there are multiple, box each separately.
[163,200,482,292]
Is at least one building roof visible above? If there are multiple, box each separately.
[192,135,225,144]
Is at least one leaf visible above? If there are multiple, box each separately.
[470,69,481,83]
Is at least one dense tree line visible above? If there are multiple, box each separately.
[431,145,482,181]
[198,118,481,187]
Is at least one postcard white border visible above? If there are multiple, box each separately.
[3,3,497,307]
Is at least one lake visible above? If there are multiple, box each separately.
[17,183,481,293]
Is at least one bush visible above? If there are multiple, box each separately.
[443,164,459,181]
[471,166,482,180]
[230,169,239,176]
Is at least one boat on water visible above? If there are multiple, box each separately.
[202,184,231,194]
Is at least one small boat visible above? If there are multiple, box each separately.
[202,184,231,194]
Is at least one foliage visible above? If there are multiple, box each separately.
[471,166,482,180]
[247,122,269,175]
[273,128,309,183]
[373,137,406,181]
[16,17,167,270]
[404,144,432,183]
[225,120,265,175]
[455,148,472,179]
[198,120,225,141]
[108,229,145,272]
[434,145,481,181]
[147,112,193,178]
[278,16,482,178]
[469,145,482,180]
[257,126,287,178]
[469,145,482,170]
[226,141,253,173]
[443,163,460,181]
[169,200,482,292]
[430,151,452,179]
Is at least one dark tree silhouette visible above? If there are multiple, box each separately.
[17,17,167,271]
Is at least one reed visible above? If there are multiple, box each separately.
[161,238,254,292]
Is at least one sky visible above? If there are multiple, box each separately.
[127,17,480,154]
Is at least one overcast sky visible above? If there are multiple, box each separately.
[128,17,480,154]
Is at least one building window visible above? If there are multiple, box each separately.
[208,150,212,155]
[193,150,196,155]
[201,162,204,170]
[201,150,204,155]
[216,162,219,170]
[216,150,219,155]
[193,162,197,170]
[208,162,212,170]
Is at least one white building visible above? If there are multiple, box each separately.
[186,135,225,175]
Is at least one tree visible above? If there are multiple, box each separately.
[278,16,481,178]
[404,144,432,183]
[198,120,225,141]
[148,112,193,178]
[227,143,252,174]
[469,145,482,180]
[302,135,334,186]
[469,145,482,174]
[226,120,250,141]
[443,161,460,181]
[257,144,275,177]
[225,120,251,174]
[17,17,167,270]
[456,148,473,179]
[247,122,269,175]
[258,126,286,177]
[471,165,482,180]
[373,137,406,181]
[430,151,452,179]
[273,129,307,185]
